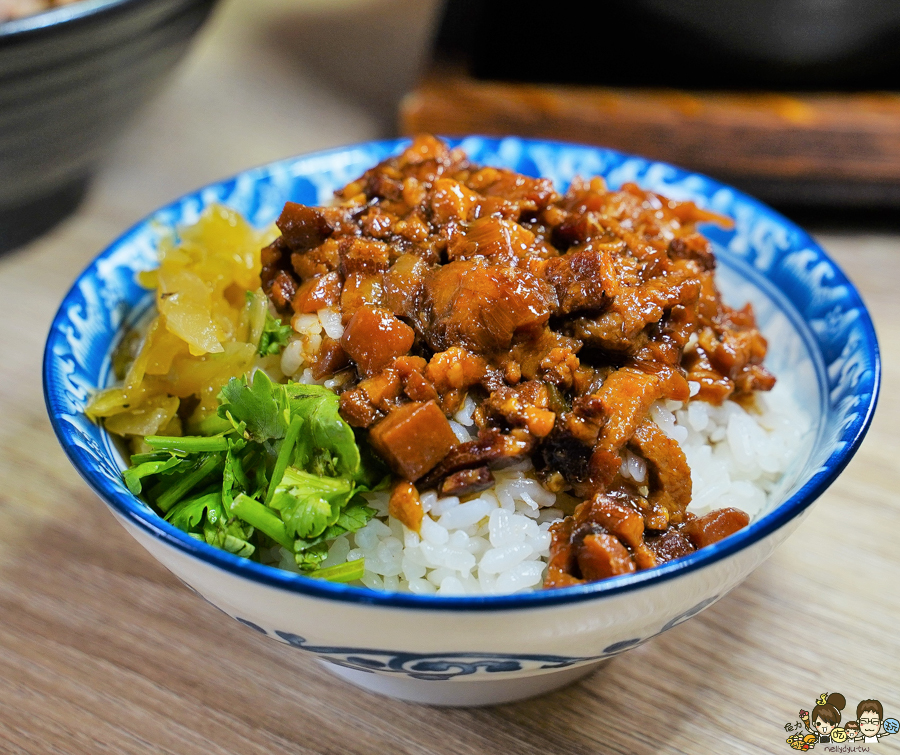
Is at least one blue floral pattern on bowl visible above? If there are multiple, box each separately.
[220,593,721,681]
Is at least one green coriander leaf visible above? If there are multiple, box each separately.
[293,502,376,554]
[218,370,289,443]
[277,466,356,494]
[285,383,360,478]
[229,439,251,490]
[155,453,224,513]
[203,516,255,558]
[336,501,377,531]
[257,312,292,357]
[165,491,223,532]
[119,345,378,576]
[226,517,254,543]
[222,534,255,558]
[122,455,184,495]
[240,447,268,498]
[277,493,333,541]
[271,468,354,539]
[295,544,329,571]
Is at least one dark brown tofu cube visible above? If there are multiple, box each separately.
[369,401,458,480]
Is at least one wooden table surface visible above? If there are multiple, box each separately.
[2,2,898,753]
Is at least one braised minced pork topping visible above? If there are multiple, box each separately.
[260,135,771,587]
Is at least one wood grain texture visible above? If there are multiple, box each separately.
[400,66,900,205]
[2,1,898,753]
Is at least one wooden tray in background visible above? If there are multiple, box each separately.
[400,67,900,207]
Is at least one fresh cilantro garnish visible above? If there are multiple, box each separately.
[122,372,387,580]
[218,370,289,442]
[122,454,184,495]
[257,311,292,357]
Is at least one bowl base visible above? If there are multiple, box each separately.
[322,660,602,706]
[0,174,90,254]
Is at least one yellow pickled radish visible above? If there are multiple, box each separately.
[144,327,190,376]
[246,288,269,347]
[85,386,133,420]
[85,376,169,419]
[90,205,279,434]
[158,268,221,355]
[152,205,276,356]
[104,395,180,437]
[123,316,162,392]
[170,342,258,427]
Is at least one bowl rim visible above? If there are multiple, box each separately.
[43,135,881,611]
[1,0,160,38]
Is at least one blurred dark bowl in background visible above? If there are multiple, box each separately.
[0,0,218,254]
[413,0,900,210]
[442,0,900,90]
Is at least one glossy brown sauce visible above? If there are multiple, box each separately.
[260,135,771,586]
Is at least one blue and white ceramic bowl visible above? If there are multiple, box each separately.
[43,137,880,706]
